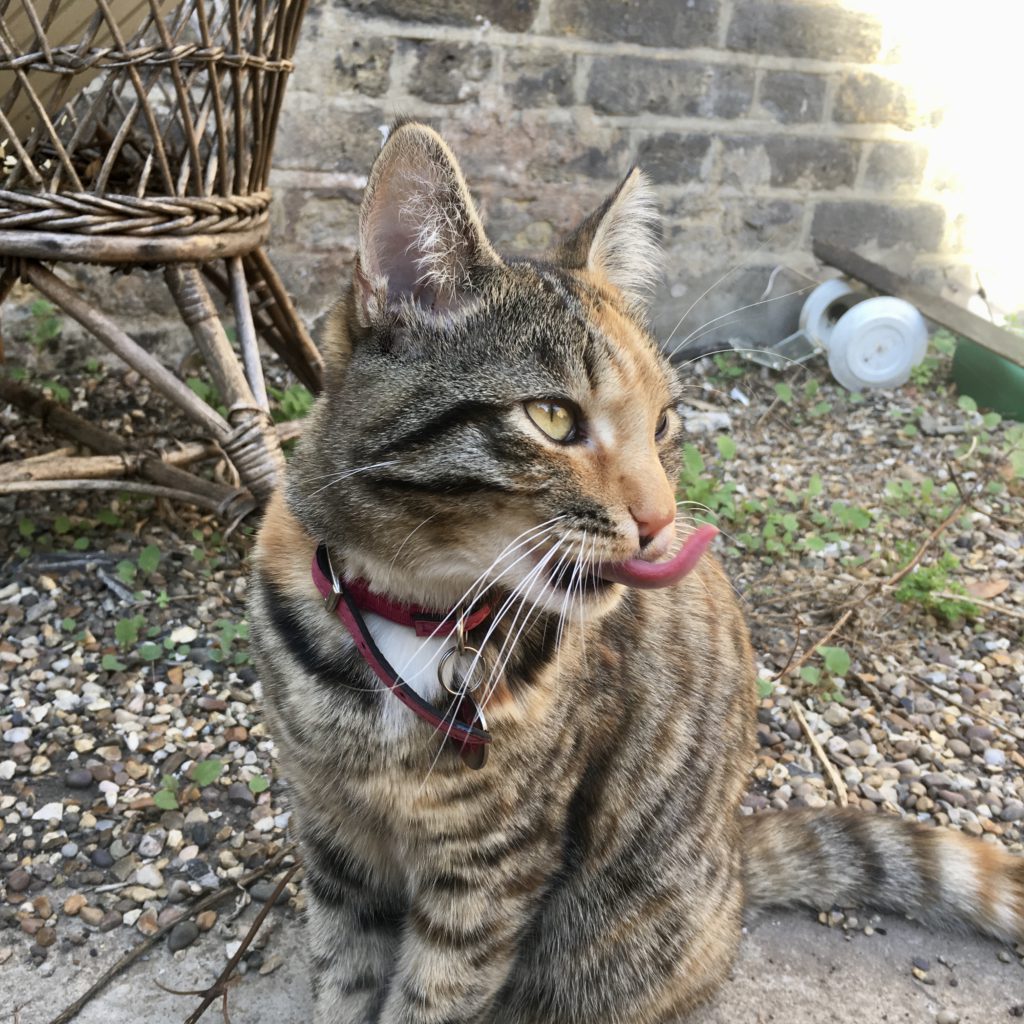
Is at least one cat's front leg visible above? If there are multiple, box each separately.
[303,828,404,1024]
[377,856,547,1024]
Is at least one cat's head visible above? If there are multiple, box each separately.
[288,121,695,620]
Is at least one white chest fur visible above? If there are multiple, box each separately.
[362,612,450,739]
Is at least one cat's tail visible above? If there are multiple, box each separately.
[742,808,1024,943]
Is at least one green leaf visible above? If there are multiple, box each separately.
[138,544,161,574]
[18,518,36,538]
[98,508,121,527]
[61,617,77,631]
[682,444,704,479]
[820,646,851,677]
[806,474,823,498]
[715,435,737,460]
[248,775,270,794]
[799,665,821,685]
[957,394,978,413]
[803,535,826,552]
[115,616,142,648]
[139,641,162,662]
[152,789,179,810]
[116,559,137,584]
[756,678,774,699]
[101,653,126,672]
[803,379,820,398]
[774,382,793,405]
[192,759,224,787]
[53,514,72,534]
[73,536,90,551]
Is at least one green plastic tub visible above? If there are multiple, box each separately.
[952,337,1024,421]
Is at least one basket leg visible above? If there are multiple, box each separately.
[21,261,231,443]
[246,247,324,393]
[228,255,270,412]
[164,264,284,503]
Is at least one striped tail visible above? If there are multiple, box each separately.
[742,808,1024,943]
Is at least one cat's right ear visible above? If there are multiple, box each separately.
[353,122,500,327]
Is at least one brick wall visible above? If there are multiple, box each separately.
[264,0,959,351]
[5,0,974,366]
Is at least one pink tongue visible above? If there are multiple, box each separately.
[599,524,719,590]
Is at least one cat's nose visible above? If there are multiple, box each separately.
[631,506,676,553]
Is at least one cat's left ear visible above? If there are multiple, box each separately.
[556,167,661,316]
[354,122,501,325]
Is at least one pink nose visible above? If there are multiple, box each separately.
[630,506,676,553]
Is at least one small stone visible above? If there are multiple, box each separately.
[823,705,851,727]
[8,868,31,892]
[227,783,255,807]
[250,881,289,905]
[196,910,218,932]
[168,920,200,952]
[259,953,284,976]
[32,895,52,919]
[998,949,1013,963]
[122,909,142,927]
[79,906,104,927]
[1001,801,1024,823]
[136,910,159,936]
[127,885,158,903]
[63,893,87,916]
[0,761,15,781]
[225,939,242,959]
[137,830,166,859]
[29,755,51,775]
[99,910,122,932]
[61,842,79,859]
[35,926,56,948]
[847,739,871,759]
[135,864,164,889]
[984,748,1006,767]
[65,769,94,789]
[3,726,31,743]
[32,801,64,821]
[912,957,931,972]
[936,1011,960,1024]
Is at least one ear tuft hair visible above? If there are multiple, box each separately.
[556,168,662,317]
[355,122,499,324]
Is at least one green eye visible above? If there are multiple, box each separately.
[525,400,577,443]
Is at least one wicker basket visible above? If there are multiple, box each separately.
[0,0,321,504]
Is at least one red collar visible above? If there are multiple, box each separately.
[310,544,492,768]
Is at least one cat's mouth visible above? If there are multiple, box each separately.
[542,524,719,595]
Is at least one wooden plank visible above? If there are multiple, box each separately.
[812,239,1024,370]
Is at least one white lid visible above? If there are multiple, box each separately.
[799,278,860,345]
[826,296,929,390]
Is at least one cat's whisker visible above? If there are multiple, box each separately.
[661,235,781,349]
[306,460,401,497]
[479,540,575,712]
[666,284,815,361]
[393,518,566,678]
[385,511,443,575]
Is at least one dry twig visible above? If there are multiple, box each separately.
[791,701,849,807]
[47,846,296,1024]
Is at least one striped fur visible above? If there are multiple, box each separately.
[249,123,1023,1024]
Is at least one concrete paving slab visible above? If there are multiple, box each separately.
[4,910,1023,1023]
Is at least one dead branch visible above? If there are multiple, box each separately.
[791,701,849,807]
[46,846,297,1024]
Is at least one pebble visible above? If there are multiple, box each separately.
[99,910,122,932]
[1001,801,1024,823]
[984,749,1006,767]
[196,910,218,932]
[136,910,160,936]
[936,1011,960,1024]
[65,768,94,789]
[135,865,164,889]
[63,893,87,916]
[31,801,64,821]
[79,906,104,927]
[250,881,289,905]
[90,848,114,869]
[227,782,255,807]
[168,920,200,952]
[8,868,31,892]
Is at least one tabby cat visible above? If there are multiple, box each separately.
[249,122,1024,1024]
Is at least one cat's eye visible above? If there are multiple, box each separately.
[655,411,670,441]
[525,400,577,443]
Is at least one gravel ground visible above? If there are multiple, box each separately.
[1,341,1022,1021]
